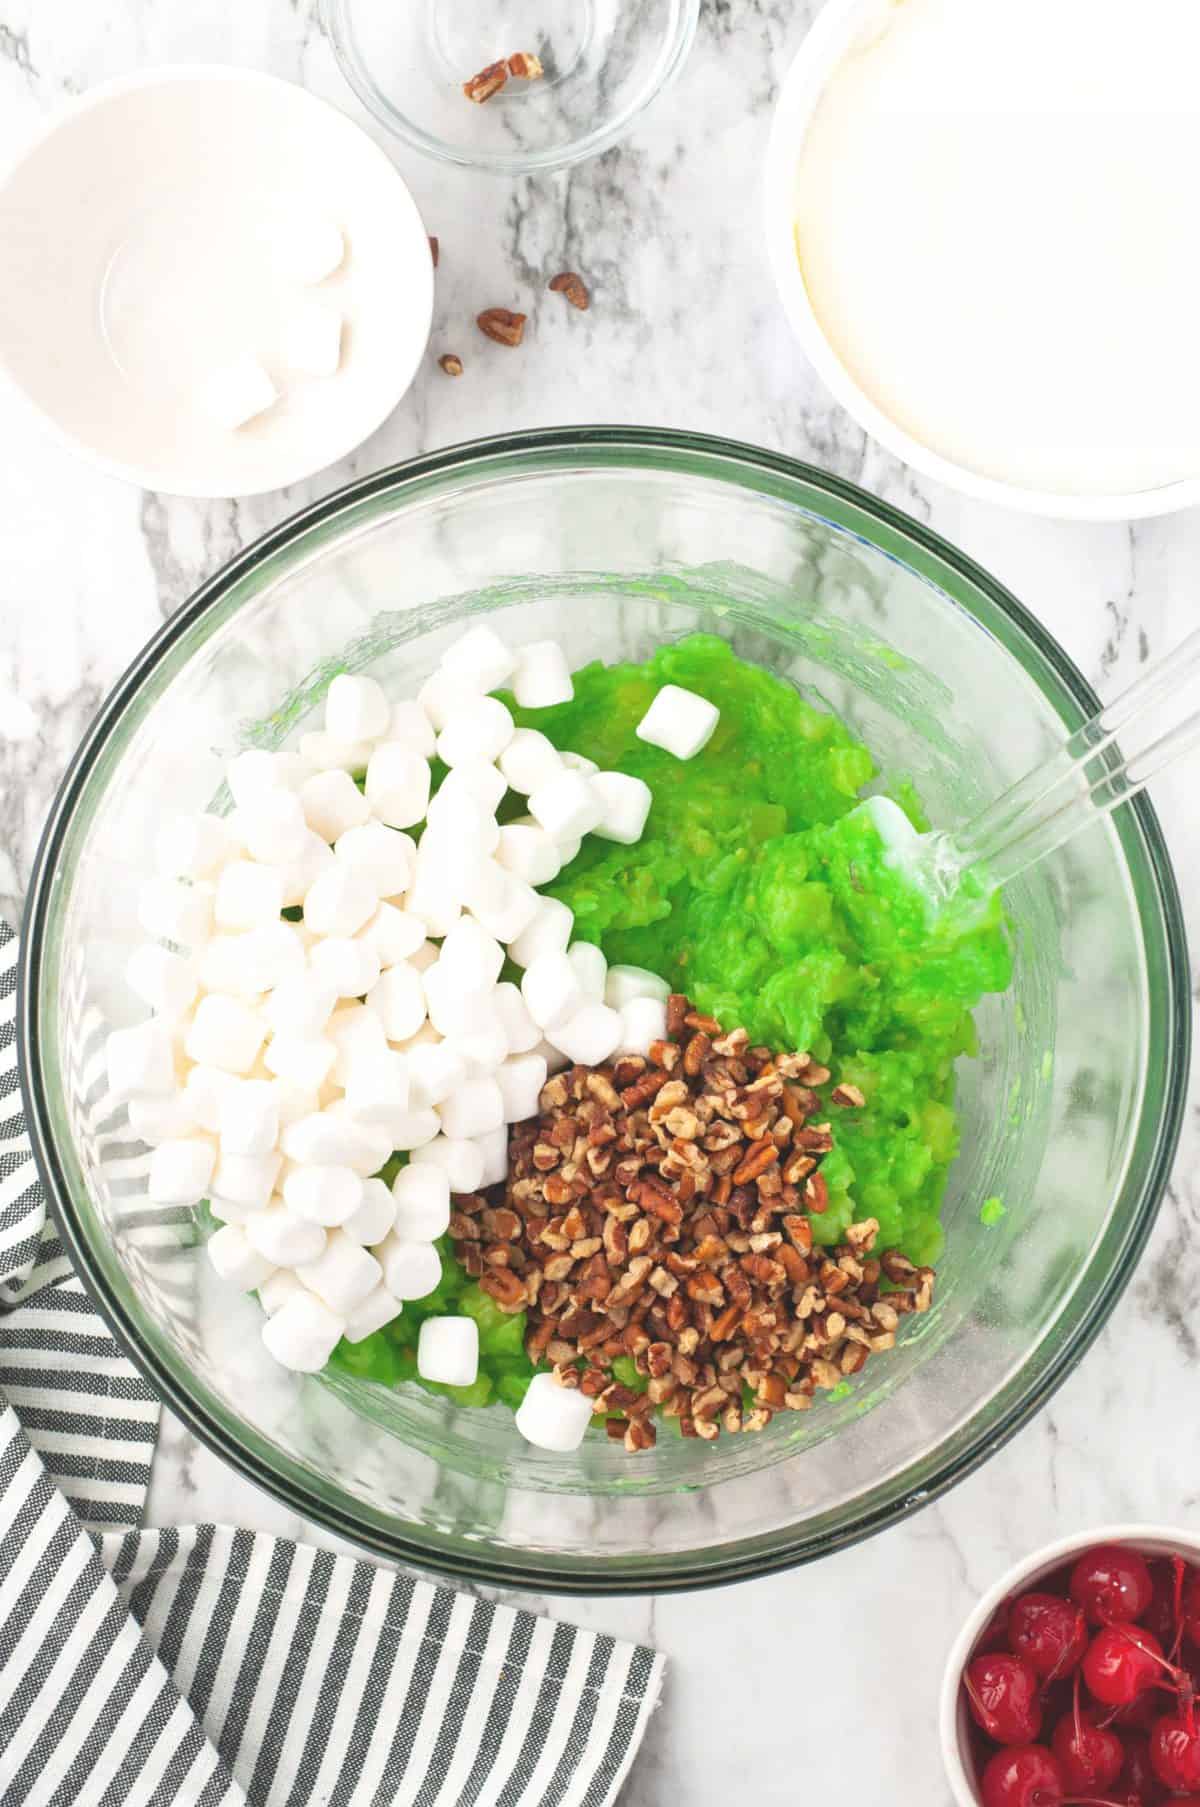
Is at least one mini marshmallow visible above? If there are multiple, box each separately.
[377,1235,442,1302]
[438,623,516,694]
[473,1125,509,1189]
[238,790,310,867]
[495,822,561,887]
[259,1268,306,1315]
[367,963,427,1042]
[556,832,582,866]
[245,1203,327,1267]
[508,897,574,969]
[300,769,371,843]
[334,821,414,898]
[617,996,668,1057]
[560,752,599,777]
[147,1137,216,1205]
[387,1107,442,1151]
[491,981,541,1055]
[364,743,431,830]
[527,770,603,842]
[282,1107,390,1175]
[464,863,539,945]
[211,1150,281,1209]
[418,1316,479,1388]
[303,862,377,939]
[512,640,573,710]
[125,945,197,1020]
[214,860,284,932]
[391,1162,451,1239]
[422,963,491,1038]
[636,684,719,760]
[604,964,671,1009]
[433,760,507,817]
[341,1177,396,1246]
[269,1078,320,1127]
[283,300,343,377]
[299,731,373,774]
[198,934,262,998]
[417,670,459,732]
[410,1135,485,1194]
[343,1284,403,1342]
[282,1162,364,1226]
[437,1076,504,1141]
[219,1079,279,1156]
[421,784,502,852]
[591,771,653,845]
[520,952,584,1031]
[226,750,295,808]
[535,1037,570,1076]
[387,698,436,758]
[515,1372,594,1453]
[287,218,345,285]
[496,1052,548,1124]
[206,355,278,431]
[261,1291,345,1373]
[296,1230,382,1314]
[567,942,607,1001]
[243,922,308,989]
[406,1041,469,1109]
[440,919,505,989]
[277,830,335,909]
[323,1101,395,1174]
[404,859,464,939]
[264,972,337,1038]
[356,902,427,969]
[453,1012,509,1073]
[185,994,267,1074]
[128,1092,201,1145]
[208,1224,277,1292]
[326,1003,389,1086]
[138,876,213,948]
[183,1064,241,1133]
[497,728,564,797]
[409,941,438,973]
[309,935,381,1000]
[436,695,514,768]
[264,1033,337,1091]
[547,1002,622,1066]
[156,812,238,880]
[342,1048,410,1125]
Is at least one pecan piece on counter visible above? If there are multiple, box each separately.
[548,270,590,311]
[463,61,508,102]
[476,308,527,347]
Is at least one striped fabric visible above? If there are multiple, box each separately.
[0,923,664,1805]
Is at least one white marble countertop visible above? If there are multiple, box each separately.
[4,4,1200,1803]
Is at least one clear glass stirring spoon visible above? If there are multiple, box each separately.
[862,622,1200,900]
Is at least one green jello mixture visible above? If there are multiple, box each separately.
[328,633,1012,1405]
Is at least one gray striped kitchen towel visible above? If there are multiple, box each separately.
[0,923,664,1806]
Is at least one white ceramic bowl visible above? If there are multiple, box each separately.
[939,1522,1200,1804]
[0,67,433,498]
[763,0,1200,523]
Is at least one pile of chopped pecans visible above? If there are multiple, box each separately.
[448,994,935,1453]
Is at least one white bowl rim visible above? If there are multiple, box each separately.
[762,0,1200,524]
[0,64,433,499]
[938,1521,1200,1805]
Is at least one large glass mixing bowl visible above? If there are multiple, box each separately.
[20,429,1189,1592]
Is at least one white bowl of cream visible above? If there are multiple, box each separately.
[765,0,1200,520]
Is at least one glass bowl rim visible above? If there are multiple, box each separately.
[320,0,702,174]
[18,424,1191,1593]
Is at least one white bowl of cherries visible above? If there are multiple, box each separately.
[940,1526,1200,1806]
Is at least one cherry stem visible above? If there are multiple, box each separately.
[1173,1554,1187,1662]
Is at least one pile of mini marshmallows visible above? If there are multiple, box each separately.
[105,623,720,1410]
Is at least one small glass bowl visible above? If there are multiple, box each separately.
[322,0,699,174]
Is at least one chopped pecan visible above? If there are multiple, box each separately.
[548,270,589,310]
[508,50,544,78]
[438,353,463,377]
[476,307,526,347]
[463,61,508,102]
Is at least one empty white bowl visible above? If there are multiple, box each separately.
[0,67,433,497]
[939,1523,1200,1805]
